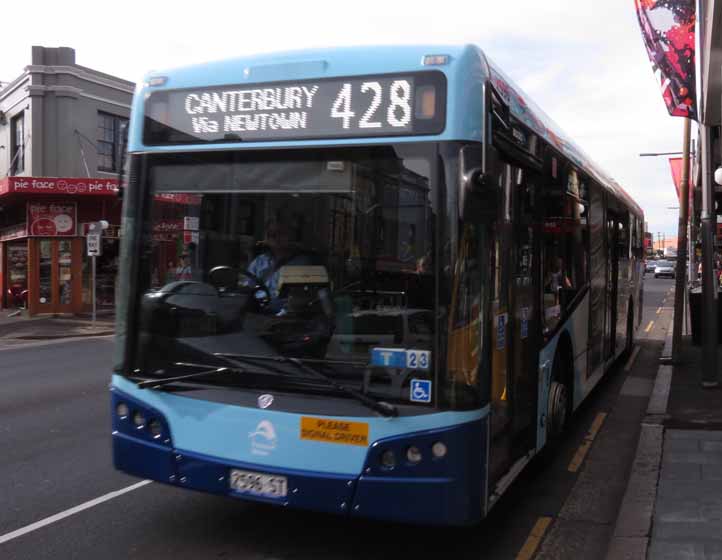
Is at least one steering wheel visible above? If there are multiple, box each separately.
[237,269,272,305]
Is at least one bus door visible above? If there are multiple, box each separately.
[488,162,537,484]
[588,183,606,373]
[605,209,622,360]
[509,168,538,449]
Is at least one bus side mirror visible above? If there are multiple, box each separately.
[460,145,499,220]
[464,168,492,190]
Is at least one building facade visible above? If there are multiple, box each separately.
[0,46,133,314]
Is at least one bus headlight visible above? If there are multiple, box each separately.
[432,441,447,459]
[149,419,163,439]
[132,411,146,429]
[406,446,423,464]
[380,449,396,469]
[116,402,129,419]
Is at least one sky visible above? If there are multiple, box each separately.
[0,0,688,238]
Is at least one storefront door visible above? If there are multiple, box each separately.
[30,238,82,314]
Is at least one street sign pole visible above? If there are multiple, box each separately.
[92,255,96,324]
[86,220,108,326]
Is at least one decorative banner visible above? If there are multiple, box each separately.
[635,0,697,119]
[668,157,694,207]
[27,202,77,237]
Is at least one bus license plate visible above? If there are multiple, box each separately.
[229,469,287,498]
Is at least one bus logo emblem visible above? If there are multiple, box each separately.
[249,420,277,456]
[258,394,274,409]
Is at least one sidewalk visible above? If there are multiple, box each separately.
[0,309,115,340]
[648,338,722,560]
[607,327,722,559]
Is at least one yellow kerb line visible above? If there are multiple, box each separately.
[568,412,607,473]
[624,345,641,372]
[656,307,662,314]
[644,320,654,333]
[515,516,553,560]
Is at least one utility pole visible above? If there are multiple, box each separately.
[671,118,691,362]
[699,123,718,386]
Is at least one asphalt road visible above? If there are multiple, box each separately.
[0,276,674,560]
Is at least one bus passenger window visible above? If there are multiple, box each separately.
[542,170,588,331]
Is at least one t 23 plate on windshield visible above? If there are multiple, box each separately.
[229,469,288,499]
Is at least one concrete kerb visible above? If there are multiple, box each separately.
[604,319,674,560]
[14,330,115,340]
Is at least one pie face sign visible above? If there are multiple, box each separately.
[27,202,77,237]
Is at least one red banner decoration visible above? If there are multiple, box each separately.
[668,157,693,204]
[27,202,77,237]
[635,0,697,119]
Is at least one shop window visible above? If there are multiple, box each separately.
[6,241,28,308]
[11,113,25,174]
[97,112,128,173]
[542,168,589,331]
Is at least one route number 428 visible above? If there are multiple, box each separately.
[331,80,412,130]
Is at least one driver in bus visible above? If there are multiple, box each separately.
[245,218,311,311]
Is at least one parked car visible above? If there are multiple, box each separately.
[654,260,676,278]
[645,260,657,273]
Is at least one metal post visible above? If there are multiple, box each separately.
[92,255,96,325]
[699,123,718,387]
[672,118,692,362]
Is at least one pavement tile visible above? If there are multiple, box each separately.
[664,438,700,453]
[648,541,722,560]
[653,521,722,541]
[663,451,722,465]
[660,462,702,481]
[702,441,722,452]
[656,479,722,500]
[667,430,722,441]
[702,465,722,480]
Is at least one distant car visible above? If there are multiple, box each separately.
[645,260,657,273]
[654,260,675,279]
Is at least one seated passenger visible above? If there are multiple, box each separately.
[545,256,572,294]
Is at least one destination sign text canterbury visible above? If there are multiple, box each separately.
[145,73,445,144]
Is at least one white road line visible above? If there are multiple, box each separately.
[0,480,151,545]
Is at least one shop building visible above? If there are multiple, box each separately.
[0,46,133,314]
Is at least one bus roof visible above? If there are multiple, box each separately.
[130,44,641,216]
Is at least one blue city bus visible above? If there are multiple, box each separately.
[111,44,644,525]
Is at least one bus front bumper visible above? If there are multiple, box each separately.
[112,418,487,526]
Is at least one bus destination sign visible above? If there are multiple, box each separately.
[144,71,446,144]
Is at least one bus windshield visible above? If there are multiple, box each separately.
[129,145,440,406]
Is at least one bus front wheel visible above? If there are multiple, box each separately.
[547,352,571,440]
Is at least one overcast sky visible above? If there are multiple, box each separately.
[0,0,688,237]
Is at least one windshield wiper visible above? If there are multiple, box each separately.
[215,352,398,417]
[136,363,244,389]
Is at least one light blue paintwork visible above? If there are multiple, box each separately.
[112,375,487,475]
[127,43,642,219]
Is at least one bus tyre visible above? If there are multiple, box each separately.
[625,304,634,355]
[547,379,569,440]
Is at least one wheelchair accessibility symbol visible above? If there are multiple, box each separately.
[410,379,432,403]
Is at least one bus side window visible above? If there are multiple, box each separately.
[542,173,588,332]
